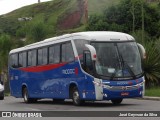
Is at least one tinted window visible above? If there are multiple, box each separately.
[19,52,27,68]
[18,53,23,67]
[49,45,60,64]
[22,52,27,67]
[38,49,43,65]
[38,47,48,65]
[28,50,37,66]
[62,42,74,62]
[10,54,18,68]
[43,48,48,65]
[28,51,32,66]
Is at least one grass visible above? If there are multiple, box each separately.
[145,87,160,97]
[4,92,10,97]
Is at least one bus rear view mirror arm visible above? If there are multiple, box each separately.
[137,43,146,59]
[85,44,97,61]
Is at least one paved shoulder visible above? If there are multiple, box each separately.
[142,96,160,101]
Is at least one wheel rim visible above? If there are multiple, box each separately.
[73,91,79,104]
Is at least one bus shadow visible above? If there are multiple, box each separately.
[30,99,136,108]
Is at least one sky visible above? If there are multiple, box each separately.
[0,0,52,15]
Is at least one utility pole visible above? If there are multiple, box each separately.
[38,0,40,3]
[141,0,144,44]
[131,0,135,33]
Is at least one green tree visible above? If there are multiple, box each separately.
[86,15,109,31]
[142,41,160,88]
[102,0,160,38]
[26,20,49,43]
[0,34,12,55]
[0,34,13,74]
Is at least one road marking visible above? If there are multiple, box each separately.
[25,107,41,111]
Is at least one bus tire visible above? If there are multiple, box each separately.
[23,87,37,103]
[72,87,84,106]
[111,99,123,105]
[0,92,4,100]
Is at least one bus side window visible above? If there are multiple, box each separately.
[22,52,27,67]
[10,54,18,68]
[61,42,74,62]
[28,51,32,66]
[43,47,48,65]
[27,50,37,66]
[18,53,23,67]
[49,45,60,64]
[18,52,27,68]
[38,47,48,65]
[38,49,43,65]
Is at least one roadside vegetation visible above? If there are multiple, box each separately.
[145,87,160,97]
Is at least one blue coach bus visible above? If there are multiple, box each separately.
[9,31,145,105]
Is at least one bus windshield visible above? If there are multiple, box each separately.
[91,42,143,80]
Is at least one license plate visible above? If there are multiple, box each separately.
[121,92,129,96]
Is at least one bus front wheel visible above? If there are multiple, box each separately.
[111,99,123,105]
[72,87,84,106]
[23,87,37,103]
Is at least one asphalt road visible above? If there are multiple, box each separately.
[0,96,160,120]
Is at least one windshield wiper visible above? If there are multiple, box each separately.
[110,43,136,80]
[119,53,136,79]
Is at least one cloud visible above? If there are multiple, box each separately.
[0,0,51,15]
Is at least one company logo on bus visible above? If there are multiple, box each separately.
[62,68,78,75]
[117,82,128,85]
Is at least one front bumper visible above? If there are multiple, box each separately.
[93,79,145,100]
[102,86,143,100]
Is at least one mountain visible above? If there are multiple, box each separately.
[0,0,88,35]
[0,0,158,37]
[0,0,121,36]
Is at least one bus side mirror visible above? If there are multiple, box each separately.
[82,44,97,74]
[85,44,97,61]
[137,43,146,59]
[83,50,94,74]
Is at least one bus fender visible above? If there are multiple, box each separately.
[69,82,79,98]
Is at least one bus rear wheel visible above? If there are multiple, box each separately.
[111,99,123,105]
[72,87,84,106]
[23,87,37,103]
